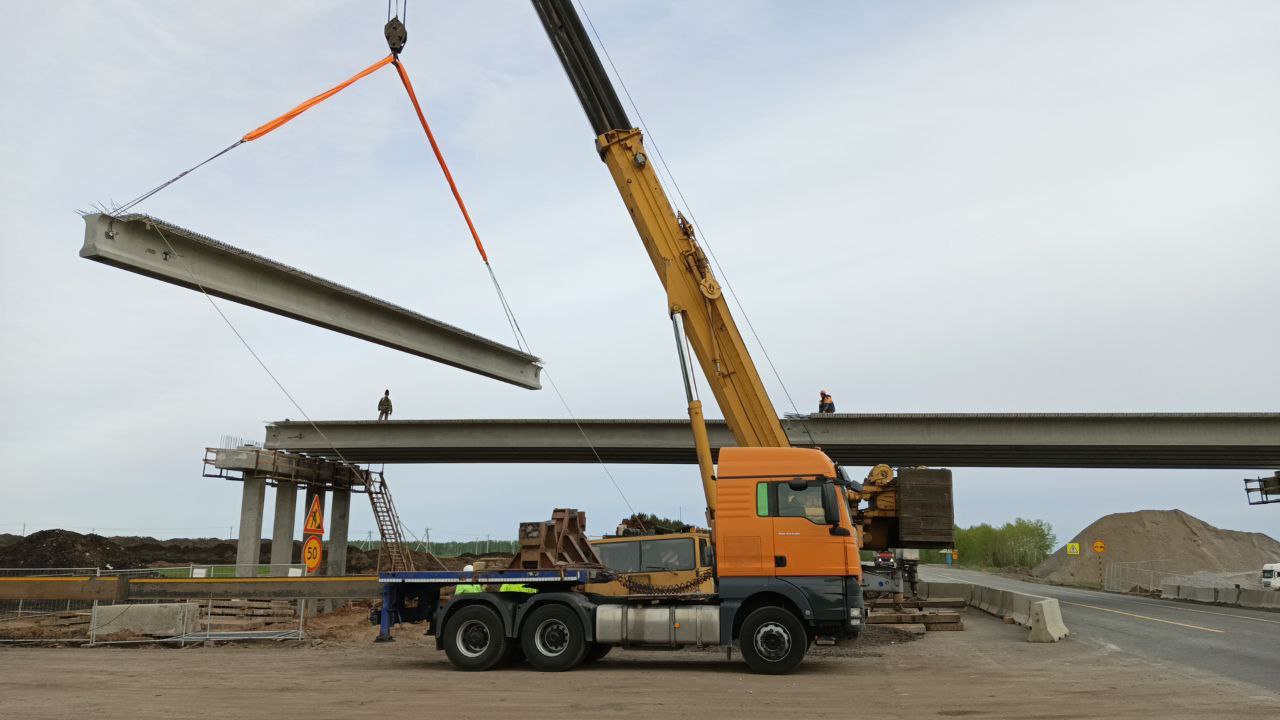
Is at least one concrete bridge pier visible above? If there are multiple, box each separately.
[235,473,267,577]
[326,488,351,577]
[269,481,298,575]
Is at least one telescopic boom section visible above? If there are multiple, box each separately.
[532,0,789,451]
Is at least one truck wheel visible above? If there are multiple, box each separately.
[739,606,807,675]
[521,604,587,672]
[582,642,612,663]
[442,605,509,671]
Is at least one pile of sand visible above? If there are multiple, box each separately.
[1032,509,1280,587]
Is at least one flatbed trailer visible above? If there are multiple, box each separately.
[377,554,865,675]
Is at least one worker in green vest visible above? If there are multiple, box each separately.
[455,564,483,594]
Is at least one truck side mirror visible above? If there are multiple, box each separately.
[822,482,841,525]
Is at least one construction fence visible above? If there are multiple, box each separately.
[0,565,365,646]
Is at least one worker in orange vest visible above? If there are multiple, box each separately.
[818,390,835,414]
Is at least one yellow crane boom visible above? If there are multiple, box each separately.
[533,1,789,515]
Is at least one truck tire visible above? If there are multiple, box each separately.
[442,604,509,671]
[521,604,587,672]
[739,605,807,675]
[582,642,612,663]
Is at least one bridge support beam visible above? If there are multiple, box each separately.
[263,414,1280,469]
[80,213,542,389]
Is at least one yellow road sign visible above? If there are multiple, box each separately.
[1066,542,1081,556]
[304,495,325,535]
[303,535,324,574]
[1092,540,1106,554]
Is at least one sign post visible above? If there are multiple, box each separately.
[303,494,325,576]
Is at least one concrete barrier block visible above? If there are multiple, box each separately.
[1160,582,1179,600]
[92,602,198,638]
[1236,589,1280,609]
[919,581,973,603]
[1216,587,1240,605]
[1186,586,1217,603]
[1027,599,1069,642]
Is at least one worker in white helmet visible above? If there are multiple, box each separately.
[455,564,483,594]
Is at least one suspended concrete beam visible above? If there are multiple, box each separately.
[263,413,1280,469]
[80,213,542,389]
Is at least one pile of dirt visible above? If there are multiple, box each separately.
[0,530,140,569]
[1032,509,1280,587]
[0,529,472,573]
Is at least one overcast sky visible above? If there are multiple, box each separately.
[1,1,1276,550]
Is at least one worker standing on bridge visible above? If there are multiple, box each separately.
[818,390,835,414]
[377,389,393,421]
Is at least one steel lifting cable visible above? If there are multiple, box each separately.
[574,1,812,430]
[111,54,397,216]
[389,55,636,515]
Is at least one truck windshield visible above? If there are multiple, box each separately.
[1264,569,1275,579]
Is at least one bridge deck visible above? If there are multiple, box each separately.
[264,413,1280,468]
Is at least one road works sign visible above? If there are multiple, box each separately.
[1066,542,1081,556]
[304,495,325,535]
[302,535,323,574]
[1092,540,1107,554]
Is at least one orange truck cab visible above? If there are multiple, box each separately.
[713,447,865,653]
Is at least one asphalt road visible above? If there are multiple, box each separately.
[921,566,1280,692]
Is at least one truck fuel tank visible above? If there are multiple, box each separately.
[595,604,720,646]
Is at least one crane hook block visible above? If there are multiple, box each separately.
[385,17,407,55]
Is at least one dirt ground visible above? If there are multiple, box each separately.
[1,610,1276,720]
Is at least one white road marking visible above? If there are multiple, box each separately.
[1058,601,1225,633]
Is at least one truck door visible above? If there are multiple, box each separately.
[770,479,848,577]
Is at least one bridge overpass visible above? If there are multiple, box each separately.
[263,413,1280,469]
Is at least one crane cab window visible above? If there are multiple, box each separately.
[640,538,696,571]
[596,537,697,573]
[595,541,640,573]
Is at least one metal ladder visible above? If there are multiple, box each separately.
[366,470,415,572]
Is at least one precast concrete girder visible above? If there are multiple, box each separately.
[263,413,1280,469]
[80,213,542,389]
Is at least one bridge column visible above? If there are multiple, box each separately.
[235,473,267,577]
[326,488,351,577]
[269,481,298,575]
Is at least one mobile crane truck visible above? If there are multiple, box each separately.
[376,0,953,674]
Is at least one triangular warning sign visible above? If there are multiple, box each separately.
[303,494,325,535]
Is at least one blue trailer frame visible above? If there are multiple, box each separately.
[375,569,596,641]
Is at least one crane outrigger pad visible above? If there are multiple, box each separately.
[80,213,542,389]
